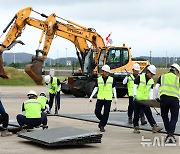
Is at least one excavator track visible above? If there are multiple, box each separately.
[25,56,44,85]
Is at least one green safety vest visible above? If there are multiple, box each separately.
[48,77,58,94]
[127,74,135,97]
[97,76,113,100]
[136,74,154,100]
[37,96,48,110]
[160,72,180,98]
[24,99,42,118]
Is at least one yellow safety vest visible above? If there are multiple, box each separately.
[97,76,113,100]
[136,74,154,100]
[37,96,48,110]
[24,99,42,118]
[160,72,180,98]
[48,77,58,94]
[127,74,135,97]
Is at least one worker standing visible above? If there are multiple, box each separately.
[16,90,48,132]
[123,63,147,125]
[89,64,117,132]
[133,65,162,133]
[37,92,50,113]
[0,100,12,137]
[154,63,180,143]
[44,75,61,114]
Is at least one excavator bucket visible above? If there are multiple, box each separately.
[0,56,8,78]
[25,56,44,85]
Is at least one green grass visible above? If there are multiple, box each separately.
[0,67,36,86]
[0,67,179,86]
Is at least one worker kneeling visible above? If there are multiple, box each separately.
[16,90,48,132]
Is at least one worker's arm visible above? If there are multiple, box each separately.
[123,76,128,85]
[56,79,61,92]
[22,103,25,115]
[89,87,98,102]
[149,88,154,99]
[133,76,140,100]
[0,100,6,114]
[113,87,118,103]
[153,76,161,99]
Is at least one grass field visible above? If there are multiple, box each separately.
[0,67,179,86]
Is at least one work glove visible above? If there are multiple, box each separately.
[114,98,118,104]
[133,95,136,102]
[89,97,93,102]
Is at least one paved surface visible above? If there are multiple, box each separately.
[0,86,180,154]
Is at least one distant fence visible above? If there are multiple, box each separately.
[44,69,72,76]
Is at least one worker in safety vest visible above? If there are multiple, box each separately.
[0,100,12,137]
[16,90,48,132]
[37,92,50,113]
[133,65,163,133]
[44,75,61,114]
[123,63,147,125]
[154,63,180,143]
[89,64,117,132]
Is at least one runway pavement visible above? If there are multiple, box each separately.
[0,86,180,154]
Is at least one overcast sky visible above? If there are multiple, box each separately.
[0,0,180,59]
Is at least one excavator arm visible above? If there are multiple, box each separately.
[0,7,106,85]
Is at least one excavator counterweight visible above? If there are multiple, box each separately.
[25,56,44,85]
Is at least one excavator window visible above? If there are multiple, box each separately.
[106,48,129,69]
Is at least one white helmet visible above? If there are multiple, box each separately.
[27,90,37,97]
[147,65,156,75]
[44,75,51,84]
[102,65,110,73]
[133,63,140,71]
[171,63,180,73]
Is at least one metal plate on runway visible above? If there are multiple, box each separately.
[18,127,102,146]
[59,112,180,136]
[137,100,160,108]
[0,120,20,132]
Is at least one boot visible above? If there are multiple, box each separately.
[140,117,147,125]
[100,127,105,132]
[128,117,133,124]
[165,134,176,143]
[152,124,163,133]
[42,125,48,130]
[133,126,140,134]
[1,129,12,137]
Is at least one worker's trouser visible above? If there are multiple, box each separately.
[16,112,47,127]
[160,95,179,135]
[49,91,60,111]
[133,101,156,127]
[95,99,111,128]
[128,96,145,118]
[0,113,9,128]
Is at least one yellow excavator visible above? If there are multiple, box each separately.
[0,7,149,97]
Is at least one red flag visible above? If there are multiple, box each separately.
[106,32,112,46]
[106,32,112,41]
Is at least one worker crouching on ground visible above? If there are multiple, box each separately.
[44,75,61,114]
[133,65,163,133]
[16,90,48,132]
[154,63,180,143]
[123,63,147,125]
[37,92,50,114]
[89,64,117,132]
[0,100,12,137]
